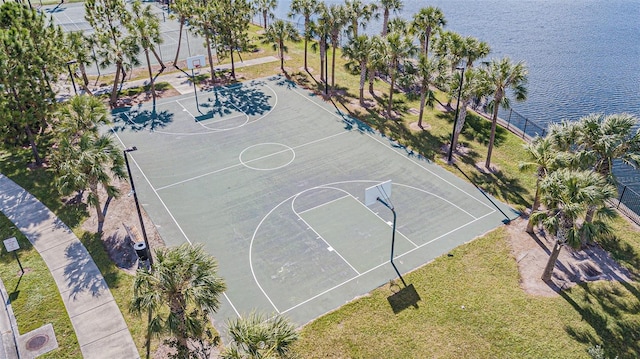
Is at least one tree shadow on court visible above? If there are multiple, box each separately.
[110,104,174,133]
[204,82,272,117]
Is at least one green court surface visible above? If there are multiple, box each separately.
[110,76,519,330]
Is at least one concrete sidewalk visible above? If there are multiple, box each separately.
[59,55,280,99]
[0,174,139,359]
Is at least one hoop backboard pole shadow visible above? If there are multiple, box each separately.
[365,181,407,287]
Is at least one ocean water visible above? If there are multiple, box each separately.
[277,0,640,188]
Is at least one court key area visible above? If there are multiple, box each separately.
[110,75,519,329]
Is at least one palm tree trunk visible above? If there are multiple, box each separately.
[303,37,308,71]
[173,18,184,67]
[526,180,541,234]
[382,9,389,36]
[24,124,42,166]
[320,40,325,83]
[387,70,395,119]
[206,35,215,82]
[145,49,156,101]
[279,42,285,72]
[359,63,366,106]
[263,11,267,28]
[452,98,470,153]
[110,62,122,107]
[80,62,89,86]
[541,239,562,282]
[418,87,426,127]
[368,67,375,94]
[485,94,501,169]
[331,44,336,91]
[150,47,165,72]
[90,182,105,223]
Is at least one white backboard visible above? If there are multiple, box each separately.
[364,180,392,206]
[187,55,206,70]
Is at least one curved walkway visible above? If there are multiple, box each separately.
[0,174,139,359]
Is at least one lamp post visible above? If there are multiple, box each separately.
[447,66,465,164]
[124,146,153,267]
[66,60,78,95]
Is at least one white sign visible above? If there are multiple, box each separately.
[3,237,19,252]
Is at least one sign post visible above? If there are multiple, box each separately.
[3,237,23,275]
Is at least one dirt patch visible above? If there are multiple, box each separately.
[80,178,165,275]
[409,122,431,131]
[506,217,633,296]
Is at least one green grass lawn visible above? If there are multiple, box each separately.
[1,20,639,359]
[293,224,640,358]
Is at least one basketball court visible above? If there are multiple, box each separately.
[110,75,519,330]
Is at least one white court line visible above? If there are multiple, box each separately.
[279,210,495,316]
[223,293,241,318]
[111,128,246,319]
[155,131,348,191]
[296,194,351,215]
[128,82,278,136]
[291,196,361,276]
[60,11,83,32]
[289,86,494,211]
[299,185,418,248]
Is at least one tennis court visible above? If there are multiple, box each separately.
[110,76,518,329]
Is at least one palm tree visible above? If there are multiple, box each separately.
[263,20,301,73]
[170,0,193,67]
[344,0,375,39]
[449,67,485,153]
[481,57,528,169]
[415,54,442,128]
[130,244,226,357]
[311,11,330,85]
[572,113,640,180]
[342,34,372,106]
[410,6,446,58]
[325,4,346,92]
[367,35,386,95]
[64,31,94,95]
[518,136,561,233]
[254,0,277,28]
[52,96,125,224]
[289,0,321,72]
[129,0,164,101]
[462,36,490,68]
[378,0,403,36]
[386,17,408,35]
[531,169,616,281]
[382,32,417,118]
[85,0,141,106]
[222,312,298,359]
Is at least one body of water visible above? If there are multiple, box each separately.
[277,0,640,189]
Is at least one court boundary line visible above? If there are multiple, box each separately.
[250,179,491,314]
[295,185,419,248]
[278,209,496,316]
[290,86,494,211]
[111,129,244,319]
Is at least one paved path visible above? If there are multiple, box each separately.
[0,174,139,359]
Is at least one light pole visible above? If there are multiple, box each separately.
[66,60,78,95]
[447,66,465,164]
[123,146,153,267]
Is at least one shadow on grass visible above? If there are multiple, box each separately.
[0,148,88,229]
[387,283,421,314]
[600,232,640,281]
[561,281,640,358]
[79,232,122,289]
